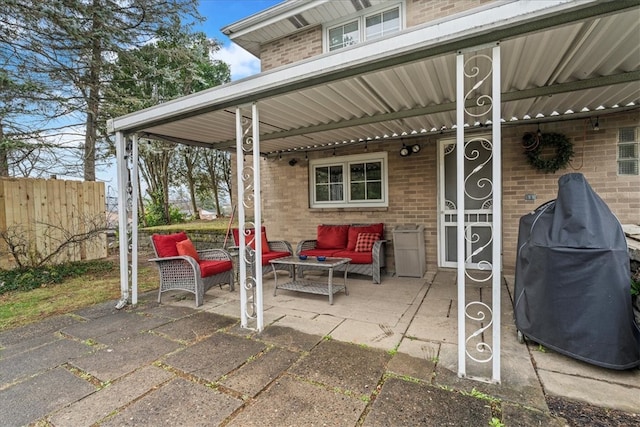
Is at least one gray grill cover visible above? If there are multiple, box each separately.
[514,173,640,369]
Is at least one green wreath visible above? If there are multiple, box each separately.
[524,132,574,174]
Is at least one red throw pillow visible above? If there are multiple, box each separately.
[176,238,200,262]
[316,224,349,249]
[354,232,380,252]
[346,223,384,251]
[152,232,188,257]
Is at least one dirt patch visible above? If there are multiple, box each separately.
[547,396,639,426]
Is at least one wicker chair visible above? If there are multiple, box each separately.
[231,227,294,278]
[150,232,234,307]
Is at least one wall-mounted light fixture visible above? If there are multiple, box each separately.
[288,158,297,166]
[399,143,421,157]
[590,117,600,131]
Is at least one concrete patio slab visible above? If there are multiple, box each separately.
[48,365,174,427]
[152,311,238,343]
[364,377,492,427]
[538,369,640,413]
[0,338,92,385]
[254,324,324,352]
[163,333,265,383]
[226,375,366,427]
[100,377,243,427]
[73,332,182,382]
[220,346,299,397]
[0,313,80,347]
[61,310,172,345]
[288,339,390,398]
[0,367,95,427]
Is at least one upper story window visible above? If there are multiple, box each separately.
[310,152,388,208]
[325,3,403,52]
[618,127,639,175]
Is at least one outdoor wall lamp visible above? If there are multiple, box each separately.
[288,158,297,166]
[400,143,421,157]
[590,117,600,131]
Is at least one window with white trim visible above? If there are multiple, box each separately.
[618,127,639,175]
[310,152,388,208]
[325,3,403,52]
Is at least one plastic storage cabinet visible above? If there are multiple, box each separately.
[393,224,426,277]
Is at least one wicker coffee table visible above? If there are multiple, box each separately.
[269,256,350,305]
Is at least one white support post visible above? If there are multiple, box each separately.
[252,102,264,332]
[115,131,129,309]
[455,52,466,378]
[131,134,139,306]
[235,107,248,328]
[491,44,502,383]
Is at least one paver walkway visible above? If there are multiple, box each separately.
[0,270,638,426]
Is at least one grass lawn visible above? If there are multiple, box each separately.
[0,259,159,332]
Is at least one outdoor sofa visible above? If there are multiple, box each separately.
[296,223,386,284]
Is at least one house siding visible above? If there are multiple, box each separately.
[235,110,639,276]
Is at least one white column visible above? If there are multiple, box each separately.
[455,52,466,378]
[252,102,264,332]
[491,44,502,383]
[131,133,140,306]
[235,103,264,331]
[115,131,129,308]
[235,107,248,328]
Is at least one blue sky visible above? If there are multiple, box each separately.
[196,0,282,80]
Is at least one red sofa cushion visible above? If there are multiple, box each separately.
[199,260,233,277]
[333,250,372,264]
[355,233,380,252]
[152,232,188,257]
[176,238,200,261]
[260,251,291,265]
[299,248,341,257]
[346,223,383,251]
[316,225,349,249]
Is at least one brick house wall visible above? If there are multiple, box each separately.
[260,26,323,71]
[260,0,494,71]
[234,110,639,275]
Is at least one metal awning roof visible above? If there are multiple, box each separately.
[107,0,640,157]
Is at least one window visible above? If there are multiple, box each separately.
[325,4,403,52]
[618,127,639,175]
[310,152,388,208]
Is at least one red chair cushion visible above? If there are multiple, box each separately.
[299,248,341,257]
[232,227,267,249]
[260,251,290,265]
[355,233,380,252]
[152,232,188,257]
[199,260,233,277]
[333,251,372,264]
[346,223,383,251]
[316,225,349,249]
[176,238,200,261]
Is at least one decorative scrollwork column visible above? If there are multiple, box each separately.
[456,44,502,383]
[236,103,264,331]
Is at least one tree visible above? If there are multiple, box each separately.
[104,23,230,224]
[0,0,203,181]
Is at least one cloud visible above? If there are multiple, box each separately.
[213,43,261,81]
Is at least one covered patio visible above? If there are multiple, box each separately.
[108,0,640,385]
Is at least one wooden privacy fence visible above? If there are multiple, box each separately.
[0,178,108,269]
